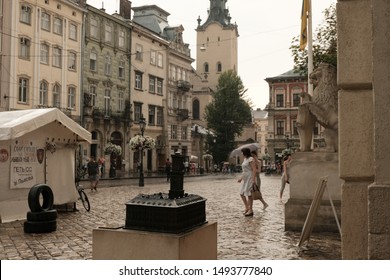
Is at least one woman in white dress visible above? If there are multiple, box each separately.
[237,148,257,216]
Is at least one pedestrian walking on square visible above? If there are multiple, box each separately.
[237,148,257,216]
[280,153,292,200]
[87,156,99,192]
[251,151,269,209]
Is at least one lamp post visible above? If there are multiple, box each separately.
[139,116,146,187]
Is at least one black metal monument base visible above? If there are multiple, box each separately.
[124,192,206,233]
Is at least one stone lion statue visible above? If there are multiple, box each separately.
[297,63,339,152]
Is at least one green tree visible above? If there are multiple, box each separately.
[290,3,337,75]
[204,70,252,164]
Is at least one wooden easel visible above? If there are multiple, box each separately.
[298,176,341,247]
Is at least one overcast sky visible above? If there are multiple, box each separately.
[87,0,336,110]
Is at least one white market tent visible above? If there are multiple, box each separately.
[0,108,91,222]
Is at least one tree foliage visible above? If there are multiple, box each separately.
[204,70,252,164]
[290,3,337,76]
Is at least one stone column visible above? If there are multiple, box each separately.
[368,0,390,259]
[337,0,374,259]
[338,0,390,259]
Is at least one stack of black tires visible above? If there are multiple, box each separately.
[24,184,57,233]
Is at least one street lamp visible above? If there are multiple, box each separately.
[139,116,146,187]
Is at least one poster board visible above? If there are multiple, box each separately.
[297,176,328,247]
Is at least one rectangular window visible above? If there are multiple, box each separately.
[156,107,163,126]
[119,30,125,48]
[148,105,155,125]
[181,126,188,140]
[105,55,111,76]
[276,121,284,135]
[20,38,30,59]
[135,71,143,90]
[171,125,178,140]
[134,103,142,122]
[53,47,62,67]
[69,23,77,41]
[157,53,164,68]
[18,78,29,103]
[104,89,111,116]
[293,121,298,135]
[135,44,143,61]
[40,43,49,64]
[67,87,75,109]
[39,82,48,105]
[20,5,32,24]
[89,85,96,106]
[90,18,98,38]
[90,52,97,71]
[276,94,284,107]
[68,52,76,70]
[53,17,63,35]
[53,84,61,107]
[150,50,156,65]
[41,12,50,31]
[157,78,163,95]
[118,60,125,79]
[157,53,163,68]
[149,76,156,93]
[293,93,301,107]
[118,92,124,111]
[105,24,112,42]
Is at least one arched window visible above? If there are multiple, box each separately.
[192,99,200,120]
[39,80,48,106]
[52,83,61,107]
[204,63,209,73]
[217,62,222,72]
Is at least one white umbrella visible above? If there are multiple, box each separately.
[190,155,198,161]
[229,143,260,158]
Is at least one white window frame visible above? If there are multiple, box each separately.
[150,50,156,65]
[41,12,50,31]
[40,43,49,64]
[104,89,111,116]
[39,81,48,106]
[53,46,62,68]
[89,85,96,106]
[18,77,29,103]
[20,5,32,25]
[68,51,76,70]
[118,91,124,111]
[118,60,125,79]
[53,84,61,107]
[104,54,111,76]
[135,44,143,61]
[90,18,98,38]
[20,37,30,59]
[53,17,63,35]
[67,86,76,109]
[69,23,77,41]
[119,30,125,48]
[157,53,163,68]
[105,24,112,43]
[135,72,142,90]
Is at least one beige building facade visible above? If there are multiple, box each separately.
[337,0,390,259]
[1,0,85,122]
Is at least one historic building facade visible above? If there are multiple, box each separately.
[265,70,313,161]
[0,0,85,121]
[130,5,194,173]
[82,2,132,172]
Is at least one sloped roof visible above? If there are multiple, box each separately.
[265,69,305,82]
[0,108,91,142]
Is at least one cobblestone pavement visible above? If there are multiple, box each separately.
[0,174,341,260]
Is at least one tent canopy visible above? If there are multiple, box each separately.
[0,108,91,142]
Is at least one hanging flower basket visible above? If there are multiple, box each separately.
[104,142,122,155]
[129,135,156,151]
[202,154,213,160]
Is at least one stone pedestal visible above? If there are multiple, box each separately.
[92,222,217,260]
[285,152,343,232]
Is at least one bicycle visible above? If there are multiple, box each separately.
[75,167,90,212]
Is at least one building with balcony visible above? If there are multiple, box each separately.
[131,5,194,172]
[82,2,131,171]
[265,69,324,162]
